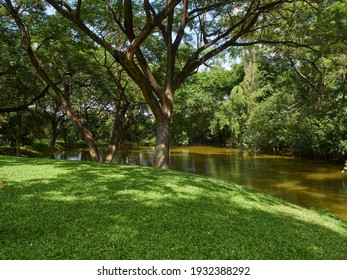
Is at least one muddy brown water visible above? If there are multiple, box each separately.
[54,146,347,220]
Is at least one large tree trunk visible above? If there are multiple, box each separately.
[105,144,117,164]
[66,112,100,162]
[85,137,100,162]
[153,115,171,169]
[153,85,173,169]
[104,121,122,164]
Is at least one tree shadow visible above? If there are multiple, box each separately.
[1,158,347,260]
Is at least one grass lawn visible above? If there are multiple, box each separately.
[0,155,347,260]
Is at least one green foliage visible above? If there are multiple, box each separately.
[1,156,347,259]
[287,108,347,160]
[210,85,248,147]
[173,65,244,145]
[172,41,347,162]
[245,90,293,152]
[1,2,150,149]
[0,110,48,146]
[1,0,346,163]
[0,13,44,111]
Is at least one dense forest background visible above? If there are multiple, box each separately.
[0,0,346,164]
[174,47,347,162]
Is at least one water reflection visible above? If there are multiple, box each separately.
[54,146,347,220]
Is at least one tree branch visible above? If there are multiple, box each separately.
[0,85,50,113]
[173,0,188,50]
[45,0,117,56]
[103,0,127,34]
[76,0,82,20]
[124,0,136,40]
[4,0,98,151]
[126,0,181,58]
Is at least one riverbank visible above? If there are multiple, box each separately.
[2,144,347,220]
[0,155,346,259]
[0,143,60,158]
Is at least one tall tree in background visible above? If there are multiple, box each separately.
[3,1,103,161]
[3,0,337,168]
[3,1,146,162]
[0,13,48,155]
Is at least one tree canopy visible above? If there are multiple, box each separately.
[1,0,346,166]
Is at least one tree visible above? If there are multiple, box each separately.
[260,0,347,160]
[230,45,347,161]
[0,12,49,155]
[2,1,148,162]
[41,0,325,168]
[35,93,68,147]
[3,0,337,168]
[2,1,103,161]
[173,65,243,145]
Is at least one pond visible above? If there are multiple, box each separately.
[54,145,347,220]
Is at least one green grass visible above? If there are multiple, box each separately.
[1,155,347,260]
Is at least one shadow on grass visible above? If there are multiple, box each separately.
[0,156,346,259]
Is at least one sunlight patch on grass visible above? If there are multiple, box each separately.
[1,156,346,260]
[271,205,347,236]
[225,191,347,237]
[40,191,97,202]
[116,189,173,206]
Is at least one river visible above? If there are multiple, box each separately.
[54,146,347,220]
